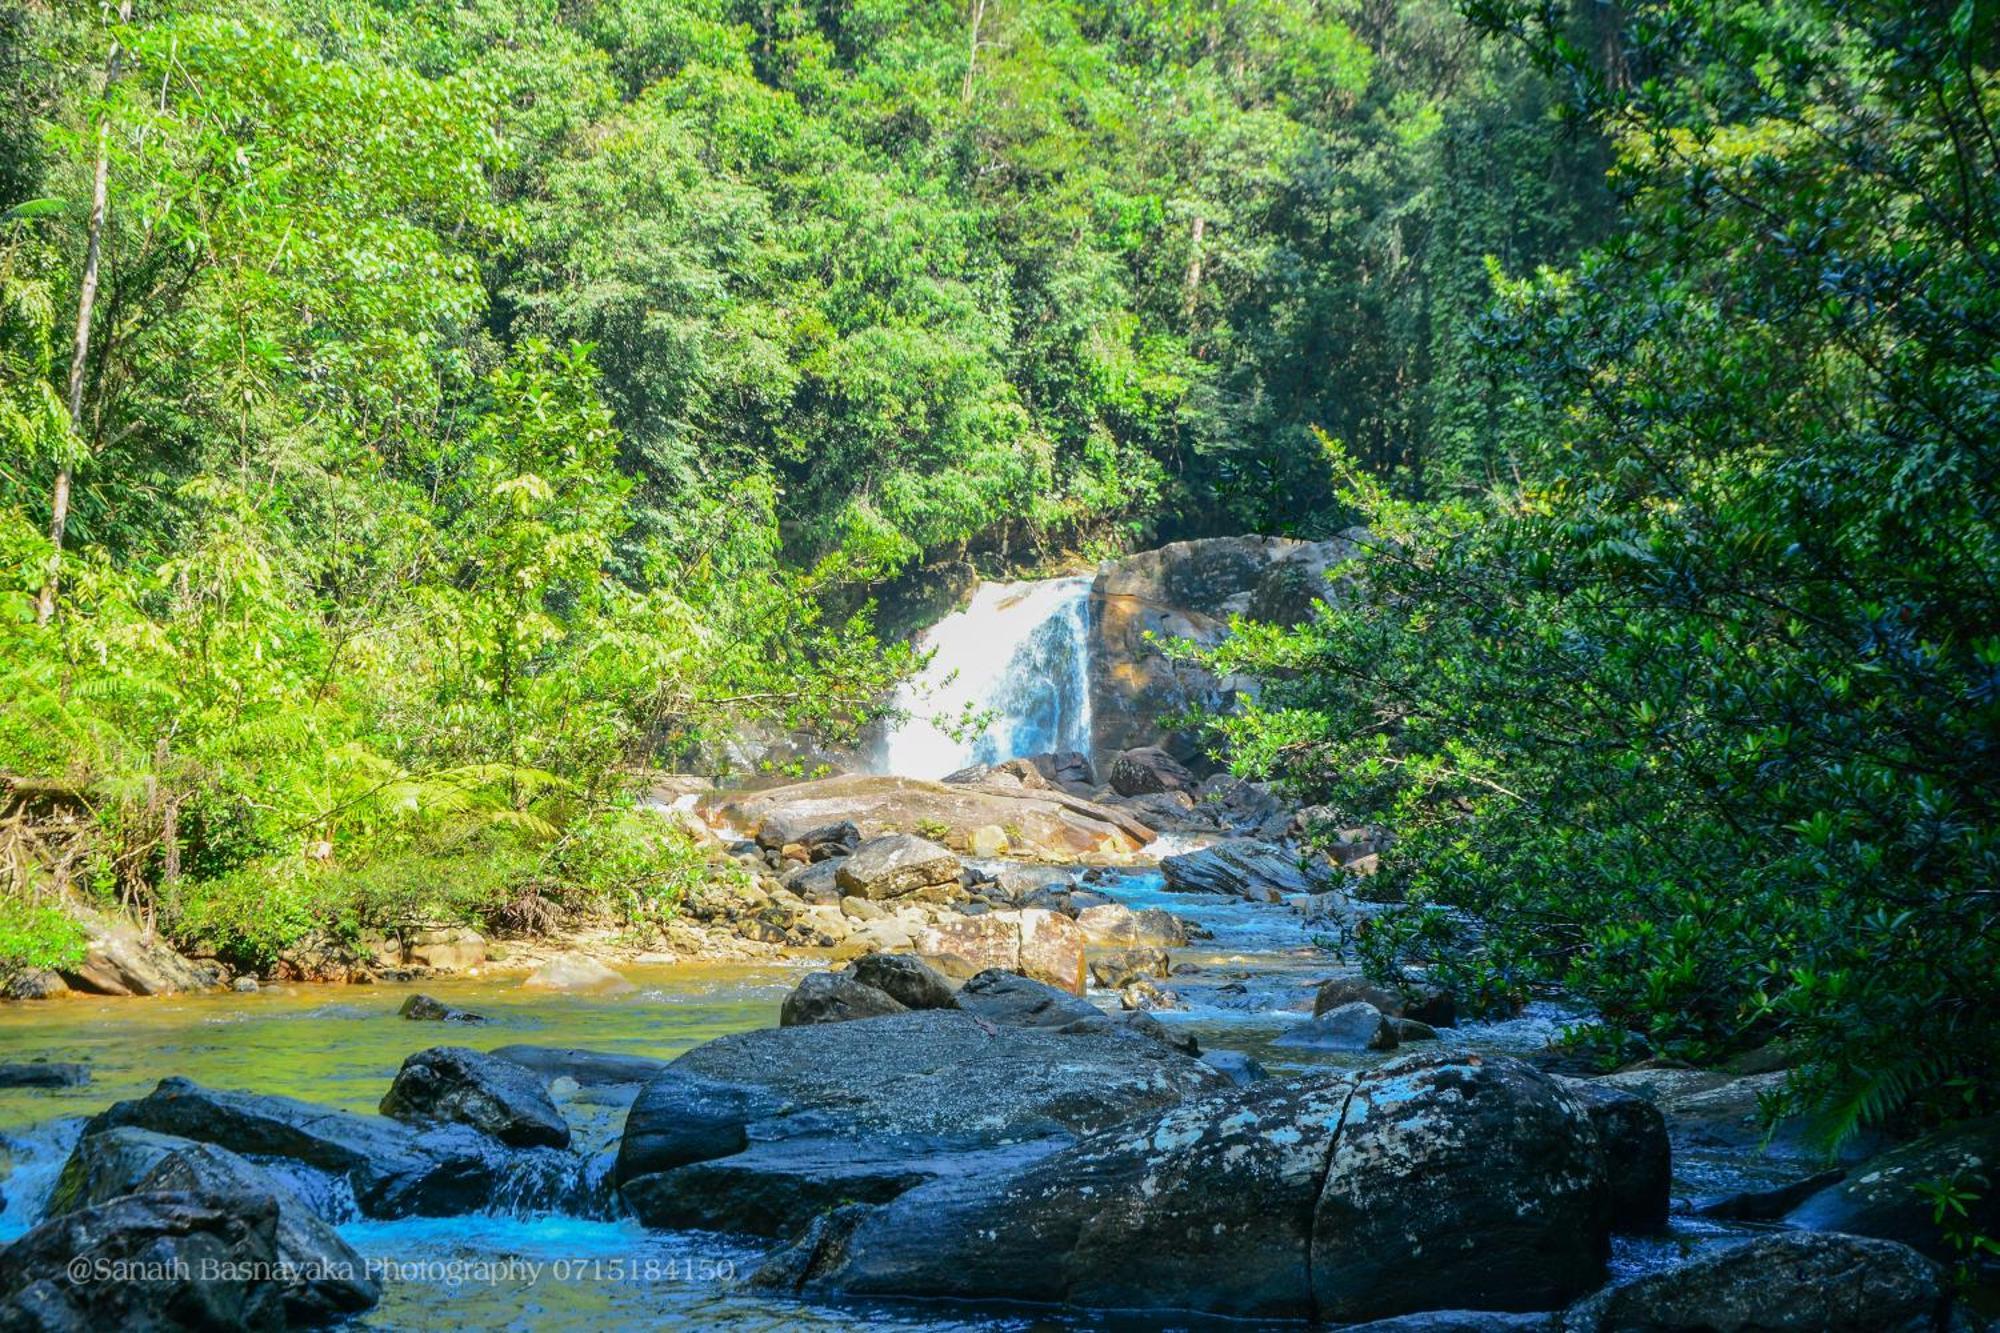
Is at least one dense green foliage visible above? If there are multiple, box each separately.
[1206,0,1999,1145]
[1,0,1602,968]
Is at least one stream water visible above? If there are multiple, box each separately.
[0,575,1761,1327]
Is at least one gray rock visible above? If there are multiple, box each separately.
[488,1045,670,1088]
[1108,746,1196,796]
[1784,1116,2000,1259]
[0,1190,287,1331]
[1088,946,1170,990]
[86,1077,560,1218]
[778,972,907,1027]
[0,1062,89,1090]
[379,1046,570,1150]
[135,1141,381,1322]
[1562,1232,1950,1331]
[778,859,843,903]
[953,968,1101,1028]
[1313,1054,1610,1322]
[1199,1048,1269,1086]
[398,994,484,1023]
[1162,838,1330,901]
[1314,976,1407,1018]
[615,1010,1227,1233]
[767,1053,1610,1323]
[846,954,957,1011]
[1275,1000,1399,1052]
[834,834,961,900]
[1558,1078,1670,1232]
[46,1128,187,1216]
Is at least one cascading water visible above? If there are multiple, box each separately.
[874,576,1093,779]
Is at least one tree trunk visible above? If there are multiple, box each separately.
[38,0,132,626]
[961,0,987,105]
[1183,213,1207,322]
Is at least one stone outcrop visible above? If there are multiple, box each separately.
[1162,838,1331,900]
[707,774,1153,862]
[56,909,217,998]
[917,907,1086,992]
[614,1010,1227,1236]
[762,1054,1610,1324]
[1783,1116,2000,1259]
[832,834,961,899]
[1089,533,1361,764]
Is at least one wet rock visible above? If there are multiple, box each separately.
[1162,838,1329,901]
[1784,1116,2000,1259]
[46,1128,187,1216]
[833,834,961,900]
[1088,946,1170,990]
[1557,1078,1670,1232]
[765,1074,1356,1317]
[0,1190,287,1332]
[1389,1016,1439,1042]
[1403,986,1459,1028]
[1108,746,1196,796]
[1313,1054,1609,1322]
[521,955,634,993]
[1314,977,1407,1018]
[846,954,957,1011]
[0,1062,89,1089]
[953,968,1101,1028]
[1073,902,1191,947]
[778,972,907,1027]
[1563,1232,1950,1331]
[769,1053,1608,1323]
[379,1046,571,1150]
[1274,1000,1399,1052]
[398,994,484,1023]
[615,1010,1227,1235]
[1199,1048,1269,1086]
[1691,1167,1846,1222]
[488,1045,670,1088]
[917,908,1086,993]
[710,774,1153,861]
[1117,979,1180,1011]
[134,1142,381,1322]
[86,1078,544,1218]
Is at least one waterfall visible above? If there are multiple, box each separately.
[875,576,1093,779]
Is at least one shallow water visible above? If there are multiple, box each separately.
[0,869,1766,1327]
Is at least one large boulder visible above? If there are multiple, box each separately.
[45,1127,187,1216]
[1557,1078,1670,1232]
[1784,1116,2000,1259]
[132,1141,381,1322]
[952,968,1102,1028]
[778,972,907,1026]
[918,908,1086,993]
[1074,902,1191,947]
[614,1010,1228,1235]
[1562,1233,1952,1331]
[707,774,1153,862]
[1162,838,1331,901]
[846,954,958,1011]
[84,1078,570,1218]
[56,910,216,997]
[1108,746,1195,796]
[764,1053,1611,1323]
[1274,1000,1399,1052]
[1089,534,1359,762]
[0,1190,286,1332]
[832,834,961,900]
[379,1046,571,1150]
[1312,1054,1609,1322]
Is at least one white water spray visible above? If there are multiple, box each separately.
[875,576,1094,779]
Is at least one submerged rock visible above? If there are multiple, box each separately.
[520,955,634,993]
[0,1190,288,1331]
[379,1046,571,1150]
[1563,1233,1951,1331]
[0,1062,89,1089]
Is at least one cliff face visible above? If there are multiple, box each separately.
[1087,533,1361,767]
